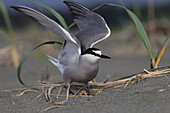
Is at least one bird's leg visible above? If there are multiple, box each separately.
[63,85,74,95]
[85,83,90,92]
[45,86,55,101]
[65,83,70,102]
[85,83,94,95]
[55,83,70,105]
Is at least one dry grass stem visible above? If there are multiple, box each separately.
[56,86,63,99]
[123,76,134,88]
[10,46,20,68]
[39,81,65,87]
[2,87,29,92]
[33,91,44,101]
[147,55,152,65]
[112,84,125,90]
[74,87,82,96]
[43,105,65,111]
[50,94,84,98]
[16,89,41,97]
[39,67,170,89]
[144,69,150,74]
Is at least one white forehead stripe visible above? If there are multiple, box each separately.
[93,50,102,55]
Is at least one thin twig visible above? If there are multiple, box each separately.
[56,86,63,99]
[124,76,135,88]
[16,89,40,97]
[112,84,125,90]
[144,69,150,74]
[39,68,170,89]
[2,87,29,92]
[117,65,170,80]
[74,87,82,96]
[32,91,44,102]
[40,67,170,88]
[43,105,64,111]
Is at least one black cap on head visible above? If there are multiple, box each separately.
[81,48,111,59]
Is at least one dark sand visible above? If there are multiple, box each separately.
[0,51,170,113]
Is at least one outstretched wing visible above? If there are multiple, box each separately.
[11,5,80,47]
[11,5,81,65]
[64,1,111,51]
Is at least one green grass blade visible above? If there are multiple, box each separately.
[127,10,153,60]
[151,50,158,61]
[92,3,123,11]
[17,55,28,86]
[0,29,12,43]
[0,0,15,45]
[0,0,14,34]
[68,22,76,29]
[17,41,62,89]
[119,0,154,60]
[33,1,69,31]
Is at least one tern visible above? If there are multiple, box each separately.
[11,1,111,104]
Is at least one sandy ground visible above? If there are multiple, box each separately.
[0,50,170,113]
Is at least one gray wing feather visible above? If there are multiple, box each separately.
[64,1,111,51]
[10,5,79,46]
[11,5,81,65]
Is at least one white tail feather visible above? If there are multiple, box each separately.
[47,55,59,67]
[46,55,64,74]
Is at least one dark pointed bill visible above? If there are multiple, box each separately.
[100,54,111,59]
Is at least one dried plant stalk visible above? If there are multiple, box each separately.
[10,46,20,68]
[43,105,65,111]
[39,67,170,88]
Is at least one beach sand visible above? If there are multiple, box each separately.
[0,50,170,113]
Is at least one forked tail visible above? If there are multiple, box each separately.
[46,55,64,74]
